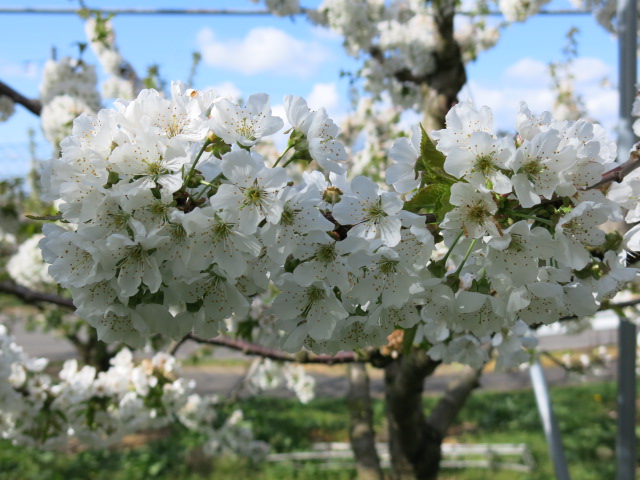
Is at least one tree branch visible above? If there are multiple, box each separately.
[0,80,41,116]
[0,280,74,309]
[588,141,640,190]
[168,334,190,356]
[427,364,483,437]
[552,296,640,324]
[186,333,371,364]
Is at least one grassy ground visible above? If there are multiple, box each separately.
[0,381,636,480]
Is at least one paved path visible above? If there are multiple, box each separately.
[4,318,619,398]
[182,361,617,398]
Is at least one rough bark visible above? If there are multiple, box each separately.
[347,362,384,480]
[427,365,483,438]
[384,350,484,480]
[384,350,440,480]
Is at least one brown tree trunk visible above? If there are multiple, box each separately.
[421,0,467,133]
[384,350,440,480]
[347,362,384,480]
[384,350,483,480]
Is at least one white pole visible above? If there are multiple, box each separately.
[530,360,571,480]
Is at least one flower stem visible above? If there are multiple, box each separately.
[505,209,554,226]
[273,144,294,167]
[441,231,464,265]
[454,238,477,277]
[184,138,212,184]
[282,155,300,168]
[192,173,223,202]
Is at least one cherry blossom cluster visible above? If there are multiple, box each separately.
[249,0,301,16]
[39,57,101,147]
[0,323,267,455]
[303,0,501,109]
[7,234,54,291]
[559,345,613,377]
[37,14,143,149]
[84,13,141,100]
[568,0,618,33]
[244,358,316,404]
[0,183,20,254]
[39,83,639,369]
[339,97,403,178]
[499,0,551,22]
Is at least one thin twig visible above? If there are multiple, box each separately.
[540,350,570,369]
[588,143,640,190]
[168,334,190,356]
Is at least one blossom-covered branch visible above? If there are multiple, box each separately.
[20,68,639,370]
[0,324,268,454]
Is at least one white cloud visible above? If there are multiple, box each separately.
[0,59,38,79]
[584,88,618,128]
[504,56,613,89]
[571,57,611,84]
[307,82,339,112]
[462,56,618,134]
[504,57,548,85]
[196,27,331,77]
[209,81,242,100]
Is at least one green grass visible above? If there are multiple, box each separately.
[0,381,636,480]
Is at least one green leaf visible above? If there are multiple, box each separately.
[403,183,453,219]
[417,124,453,186]
[434,186,453,219]
[25,213,63,222]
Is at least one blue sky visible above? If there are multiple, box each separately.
[0,1,625,177]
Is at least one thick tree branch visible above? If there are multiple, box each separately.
[0,280,74,309]
[427,364,483,438]
[0,80,41,116]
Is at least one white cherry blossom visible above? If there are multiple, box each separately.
[386,125,421,193]
[210,93,283,146]
[332,175,403,247]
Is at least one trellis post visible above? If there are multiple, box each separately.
[616,0,638,477]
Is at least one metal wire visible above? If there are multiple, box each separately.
[0,6,594,17]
